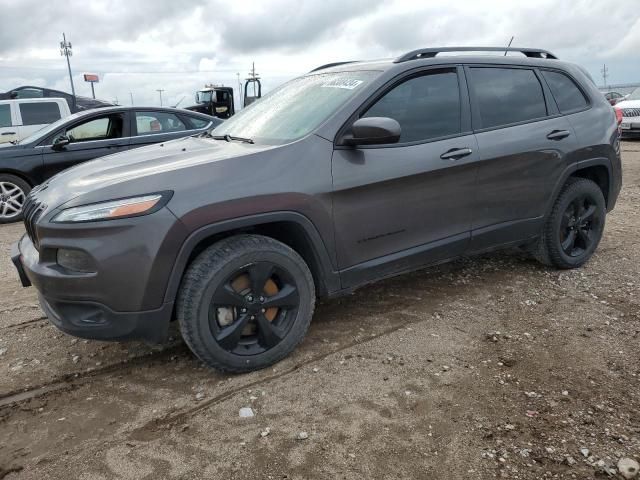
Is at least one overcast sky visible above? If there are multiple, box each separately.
[1,0,639,107]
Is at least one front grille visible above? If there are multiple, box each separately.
[622,108,640,118]
[22,194,45,250]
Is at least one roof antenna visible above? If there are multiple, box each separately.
[504,36,515,56]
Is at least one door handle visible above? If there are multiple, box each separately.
[546,129,571,140]
[1,132,16,136]
[440,147,473,160]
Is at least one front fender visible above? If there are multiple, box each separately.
[162,211,341,304]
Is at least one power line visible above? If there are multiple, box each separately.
[0,64,300,75]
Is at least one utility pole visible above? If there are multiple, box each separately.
[129,92,134,106]
[247,62,259,98]
[156,89,165,106]
[601,64,609,89]
[60,33,76,108]
[236,72,242,109]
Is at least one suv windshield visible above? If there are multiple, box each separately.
[627,87,640,101]
[212,71,379,144]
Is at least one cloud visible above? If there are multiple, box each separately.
[0,0,638,107]
[214,0,384,53]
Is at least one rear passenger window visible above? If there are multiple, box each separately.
[470,67,547,129]
[0,105,11,127]
[19,102,61,126]
[541,70,588,113]
[135,111,186,136]
[363,69,461,143]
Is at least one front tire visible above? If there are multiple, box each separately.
[0,174,31,224]
[176,234,315,373]
[534,177,606,269]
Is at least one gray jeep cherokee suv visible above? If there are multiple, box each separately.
[11,47,622,372]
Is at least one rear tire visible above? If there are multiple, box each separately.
[0,174,30,224]
[533,177,606,269]
[176,234,315,373]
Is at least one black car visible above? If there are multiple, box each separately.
[0,106,221,222]
[11,47,621,372]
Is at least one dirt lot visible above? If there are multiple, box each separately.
[1,142,639,480]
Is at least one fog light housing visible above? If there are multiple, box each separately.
[56,249,94,273]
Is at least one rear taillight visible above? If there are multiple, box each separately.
[614,107,623,125]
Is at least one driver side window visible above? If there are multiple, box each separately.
[362,69,462,143]
[66,114,124,142]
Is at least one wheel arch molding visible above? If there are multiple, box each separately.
[546,157,613,217]
[163,211,341,305]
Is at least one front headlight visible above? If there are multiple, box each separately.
[53,193,169,223]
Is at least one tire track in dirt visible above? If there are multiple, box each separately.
[3,317,47,331]
[0,343,188,408]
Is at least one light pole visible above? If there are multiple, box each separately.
[156,89,165,106]
[130,92,134,106]
[60,33,76,108]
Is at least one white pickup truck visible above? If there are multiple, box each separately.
[0,98,72,144]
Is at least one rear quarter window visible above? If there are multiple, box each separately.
[541,70,589,113]
[19,102,62,125]
[187,116,211,128]
[469,67,547,129]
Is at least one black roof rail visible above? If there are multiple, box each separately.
[309,61,358,73]
[394,47,558,63]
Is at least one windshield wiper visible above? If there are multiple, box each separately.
[208,134,254,144]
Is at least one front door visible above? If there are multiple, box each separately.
[332,67,479,287]
[40,112,130,179]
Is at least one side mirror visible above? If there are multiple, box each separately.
[53,135,70,150]
[343,117,401,146]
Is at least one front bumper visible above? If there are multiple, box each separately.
[38,294,173,343]
[10,207,186,343]
[621,120,640,139]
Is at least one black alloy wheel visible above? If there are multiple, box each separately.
[533,177,606,269]
[210,261,300,356]
[559,194,603,258]
[177,234,315,373]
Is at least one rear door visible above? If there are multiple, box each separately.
[0,104,17,144]
[40,111,131,178]
[129,110,194,149]
[466,65,578,251]
[332,66,479,286]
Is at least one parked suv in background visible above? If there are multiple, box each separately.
[12,47,622,372]
[0,98,72,144]
[615,87,640,139]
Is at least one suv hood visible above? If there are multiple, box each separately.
[34,135,276,212]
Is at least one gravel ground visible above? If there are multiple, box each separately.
[0,142,639,479]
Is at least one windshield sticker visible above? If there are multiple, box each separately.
[321,79,364,90]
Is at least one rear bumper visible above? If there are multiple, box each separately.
[12,236,173,343]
